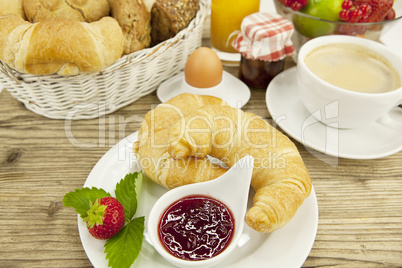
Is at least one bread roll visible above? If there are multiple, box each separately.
[150,0,199,46]
[168,104,312,233]
[0,15,124,75]
[0,0,26,19]
[23,0,110,23]
[109,0,151,55]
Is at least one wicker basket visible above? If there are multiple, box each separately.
[0,0,209,120]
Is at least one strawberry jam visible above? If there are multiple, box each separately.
[158,195,234,261]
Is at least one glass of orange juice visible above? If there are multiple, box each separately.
[210,0,260,62]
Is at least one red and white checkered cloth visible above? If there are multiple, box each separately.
[232,12,295,62]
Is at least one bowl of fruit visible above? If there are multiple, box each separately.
[274,0,402,61]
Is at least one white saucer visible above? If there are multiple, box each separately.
[266,67,402,160]
[157,71,250,108]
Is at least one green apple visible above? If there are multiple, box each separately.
[293,0,343,38]
[301,0,344,21]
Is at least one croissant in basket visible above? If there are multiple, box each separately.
[167,104,312,233]
[0,14,124,75]
[133,93,229,189]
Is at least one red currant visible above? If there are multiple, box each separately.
[359,4,372,15]
[291,1,303,11]
[339,9,350,21]
[279,0,308,9]
[385,9,396,20]
[358,14,370,22]
[342,0,353,10]
[298,0,308,6]
[349,9,363,23]
[282,0,293,7]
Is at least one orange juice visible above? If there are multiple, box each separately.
[211,0,260,53]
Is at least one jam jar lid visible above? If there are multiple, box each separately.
[232,12,295,62]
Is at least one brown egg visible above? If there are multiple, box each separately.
[184,47,223,88]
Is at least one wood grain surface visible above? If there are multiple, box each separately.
[0,23,401,268]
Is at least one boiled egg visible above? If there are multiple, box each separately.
[184,47,223,88]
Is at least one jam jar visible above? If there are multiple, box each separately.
[232,12,295,89]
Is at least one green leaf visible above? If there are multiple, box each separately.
[105,216,145,268]
[62,187,111,220]
[115,172,143,222]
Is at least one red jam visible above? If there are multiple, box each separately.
[239,56,285,89]
[158,195,234,261]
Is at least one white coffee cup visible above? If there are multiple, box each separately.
[297,35,402,129]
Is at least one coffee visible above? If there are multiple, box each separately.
[304,43,401,93]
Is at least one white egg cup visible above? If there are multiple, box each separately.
[147,156,254,268]
[156,71,251,108]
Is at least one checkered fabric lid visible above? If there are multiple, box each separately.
[232,12,295,62]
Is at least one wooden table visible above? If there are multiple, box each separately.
[1,32,402,268]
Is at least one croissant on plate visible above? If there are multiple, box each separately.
[168,104,312,233]
[133,93,229,189]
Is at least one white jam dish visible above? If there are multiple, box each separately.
[147,156,254,268]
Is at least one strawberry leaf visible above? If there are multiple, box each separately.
[62,187,111,220]
[115,172,143,222]
[105,216,145,268]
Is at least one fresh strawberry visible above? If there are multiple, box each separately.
[84,197,125,240]
[339,0,394,23]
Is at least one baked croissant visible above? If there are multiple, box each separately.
[0,14,123,75]
[133,93,229,189]
[168,104,312,233]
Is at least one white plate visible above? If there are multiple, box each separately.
[78,131,318,268]
[156,71,250,108]
[266,67,402,160]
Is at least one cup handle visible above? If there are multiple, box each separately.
[376,104,402,129]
